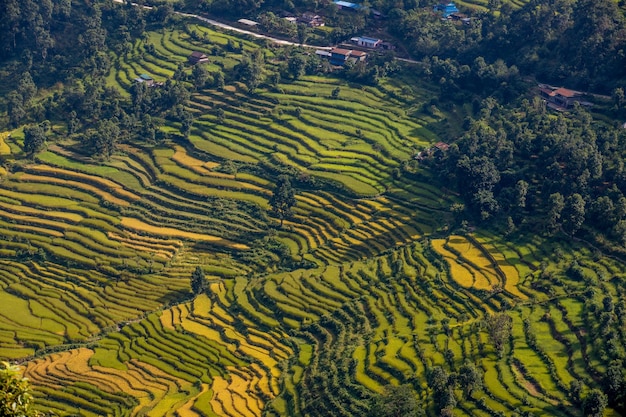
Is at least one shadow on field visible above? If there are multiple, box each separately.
[158,289,193,306]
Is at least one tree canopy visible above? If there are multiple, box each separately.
[0,362,39,417]
[191,266,207,295]
[270,175,296,227]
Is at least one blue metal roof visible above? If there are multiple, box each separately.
[334,0,360,9]
[434,2,459,17]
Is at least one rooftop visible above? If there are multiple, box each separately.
[316,50,332,57]
[331,47,353,56]
[237,18,258,26]
[334,0,360,9]
[358,36,381,43]
[552,88,579,98]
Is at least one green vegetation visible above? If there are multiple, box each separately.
[0,362,39,417]
[1,0,626,416]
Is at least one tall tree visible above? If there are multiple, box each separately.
[458,361,483,398]
[270,175,296,227]
[235,51,264,93]
[547,193,565,234]
[563,193,586,235]
[17,72,37,105]
[515,180,528,209]
[287,54,307,80]
[485,313,512,358]
[23,124,46,156]
[191,266,207,295]
[603,360,625,408]
[89,119,120,159]
[7,91,25,128]
[192,64,209,90]
[297,23,309,45]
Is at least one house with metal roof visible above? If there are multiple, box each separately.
[434,2,459,18]
[327,47,367,66]
[330,48,353,66]
[351,36,382,48]
[134,74,154,86]
[334,0,361,10]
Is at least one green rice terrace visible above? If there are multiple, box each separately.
[0,18,625,417]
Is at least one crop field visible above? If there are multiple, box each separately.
[455,0,529,11]
[1,15,624,417]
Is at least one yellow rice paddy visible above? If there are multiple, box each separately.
[120,217,249,250]
[0,132,10,154]
[446,236,499,290]
[431,239,475,288]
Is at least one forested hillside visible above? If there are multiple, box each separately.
[1,0,626,416]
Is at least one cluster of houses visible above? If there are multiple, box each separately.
[284,12,325,27]
[235,1,364,25]
[313,34,395,66]
[316,48,367,66]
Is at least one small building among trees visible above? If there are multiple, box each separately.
[538,85,589,110]
[297,12,324,27]
[350,36,382,48]
[434,2,459,18]
[188,51,209,65]
[328,47,367,66]
[134,74,154,86]
[333,0,361,11]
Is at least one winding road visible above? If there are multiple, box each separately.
[113,0,331,49]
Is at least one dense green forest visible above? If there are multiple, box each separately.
[1,0,626,416]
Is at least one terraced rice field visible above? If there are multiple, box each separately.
[1,14,624,417]
[455,0,529,11]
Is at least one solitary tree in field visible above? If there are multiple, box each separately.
[191,266,207,295]
[89,119,120,159]
[23,124,46,156]
[485,313,512,357]
[270,175,296,227]
[0,362,39,416]
[192,64,209,90]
